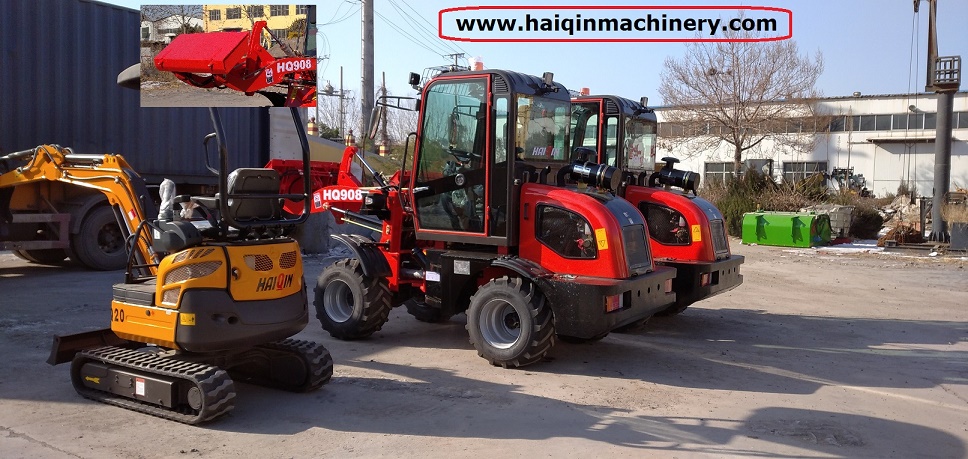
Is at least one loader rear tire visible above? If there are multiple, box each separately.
[314,258,392,340]
[70,206,126,271]
[466,276,555,368]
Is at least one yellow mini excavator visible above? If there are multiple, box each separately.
[41,106,332,424]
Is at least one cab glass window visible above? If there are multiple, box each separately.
[413,78,488,233]
[517,96,569,161]
[639,202,690,245]
[537,205,597,259]
[625,118,657,172]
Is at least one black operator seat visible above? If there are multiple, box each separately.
[226,168,282,223]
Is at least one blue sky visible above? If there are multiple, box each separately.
[116,0,967,101]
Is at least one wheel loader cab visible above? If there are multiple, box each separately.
[410,70,572,246]
[570,96,658,173]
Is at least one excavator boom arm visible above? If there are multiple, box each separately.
[0,145,159,274]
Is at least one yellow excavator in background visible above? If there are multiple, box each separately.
[32,68,332,423]
[0,145,158,270]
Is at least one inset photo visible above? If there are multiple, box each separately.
[140,4,317,107]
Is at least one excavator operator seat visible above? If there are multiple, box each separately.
[226,168,282,222]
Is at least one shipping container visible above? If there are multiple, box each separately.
[0,0,274,269]
[0,0,270,185]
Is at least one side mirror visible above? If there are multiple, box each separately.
[408,72,421,89]
[117,64,141,90]
[367,104,385,140]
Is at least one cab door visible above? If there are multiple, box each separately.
[411,76,491,243]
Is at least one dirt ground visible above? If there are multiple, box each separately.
[1,241,966,458]
[140,81,279,107]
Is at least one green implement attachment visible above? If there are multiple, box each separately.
[742,211,831,248]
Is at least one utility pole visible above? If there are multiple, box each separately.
[916,0,962,242]
[444,52,465,69]
[361,0,374,141]
[380,71,388,149]
[337,66,344,138]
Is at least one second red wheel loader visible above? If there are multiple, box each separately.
[570,95,744,315]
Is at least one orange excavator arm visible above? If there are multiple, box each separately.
[0,145,160,274]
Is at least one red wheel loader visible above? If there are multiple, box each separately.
[570,95,744,316]
[311,69,678,367]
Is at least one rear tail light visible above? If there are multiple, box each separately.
[700,272,711,287]
[664,278,673,293]
[605,294,623,313]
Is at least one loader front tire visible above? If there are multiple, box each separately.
[314,258,392,340]
[466,277,555,368]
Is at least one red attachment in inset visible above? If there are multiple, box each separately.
[153,21,316,107]
[154,31,249,74]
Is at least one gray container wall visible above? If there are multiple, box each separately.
[0,0,269,186]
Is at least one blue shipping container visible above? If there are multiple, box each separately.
[0,0,269,186]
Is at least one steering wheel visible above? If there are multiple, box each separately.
[449,148,481,164]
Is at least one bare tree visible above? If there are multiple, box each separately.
[142,5,202,35]
[316,92,361,139]
[658,28,825,176]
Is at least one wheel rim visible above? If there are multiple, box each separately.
[323,280,355,323]
[97,222,125,255]
[479,299,520,350]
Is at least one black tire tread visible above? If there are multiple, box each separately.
[14,249,69,265]
[314,258,392,340]
[70,206,126,271]
[467,276,555,368]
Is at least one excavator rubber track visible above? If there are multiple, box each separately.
[70,346,236,425]
[230,339,334,393]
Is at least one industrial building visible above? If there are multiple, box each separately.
[655,91,968,197]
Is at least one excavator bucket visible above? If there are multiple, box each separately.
[154,31,249,75]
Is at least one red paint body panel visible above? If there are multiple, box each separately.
[518,183,630,279]
[266,159,339,215]
[154,31,249,74]
[623,185,726,262]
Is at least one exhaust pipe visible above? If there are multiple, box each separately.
[556,161,622,192]
[644,157,700,195]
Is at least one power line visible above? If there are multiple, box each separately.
[386,0,466,57]
[321,2,360,26]
[399,0,473,58]
[375,7,452,57]
[374,10,450,58]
